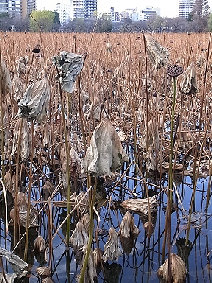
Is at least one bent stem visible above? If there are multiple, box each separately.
[79,176,96,283]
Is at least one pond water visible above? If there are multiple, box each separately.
[0,162,211,283]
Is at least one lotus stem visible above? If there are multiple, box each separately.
[79,176,96,283]
[24,120,34,261]
[14,118,23,247]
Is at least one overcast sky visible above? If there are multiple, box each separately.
[37,0,212,18]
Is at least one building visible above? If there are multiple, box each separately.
[72,0,97,19]
[179,0,194,18]
[0,0,35,18]
[72,0,84,18]
[84,0,97,19]
[56,1,72,24]
[110,7,120,22]
[121,8,140,21]
[141,7,160,21]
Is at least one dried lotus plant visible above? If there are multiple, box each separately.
[0,56,12,95]
[12,118,30,160]
[121,195,158,214]
[36,266,51,278]
[80,247,97,283]
[180,63,197,95]
[103,228,121,262]
[60,145,81,189]
[10,192,38,228]
[119,211,139,238]
[70,221,88,249]
[52,51,84,93]
[82,119,128,176]
[34,236,46,253]
[18,76,50,122]
[157,253,187,283]
[0,247,28,277]
[144,34,169,69]
[16,56,28,75]
[93,248,103,270]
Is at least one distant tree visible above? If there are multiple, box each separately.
[192,0,210,16]
[146,16,165,32]
[190,0,210,31]
[0,13,10,31]
[30,10,57,32]
[208,13,212,31]
[164,17,191,32]
[95,17,112,32]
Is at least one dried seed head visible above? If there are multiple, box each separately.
[32,44,41,54]
[52,51,84,93]
[157,253,187,282]
[167,64,183,77]
[145,34,169,69]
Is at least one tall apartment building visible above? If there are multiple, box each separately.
[0,0,35,18]
[56,1,72,24]
[72,0,97,19]
[179,0,195,18]
[84,0,97,18]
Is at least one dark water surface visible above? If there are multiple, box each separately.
[0,166,211,282]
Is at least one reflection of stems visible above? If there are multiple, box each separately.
[79,176,96,283]
[206,161,212,212]
[186,128,208,245]
[24,120,34,261]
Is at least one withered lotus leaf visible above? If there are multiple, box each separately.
[157,253,187,282]
[119,211,139,238]
[18,77,50,122]
[52,51,84,93]
[121,195,158,214]
[103,228,121,262]
[82,119,128,176]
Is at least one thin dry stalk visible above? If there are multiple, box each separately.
[24,120,34,261]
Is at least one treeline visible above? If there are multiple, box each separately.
[0,0,212,33]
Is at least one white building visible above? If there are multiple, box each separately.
[56,1,72,24]
[72,0,97,19]
[141,7,160,21]
[179,0,194,18]
[121,8,140,21]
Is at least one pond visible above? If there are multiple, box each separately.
[0,162,211,283]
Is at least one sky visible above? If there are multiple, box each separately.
[37,0,212,18]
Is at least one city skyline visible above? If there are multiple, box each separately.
[37,0,212,18]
